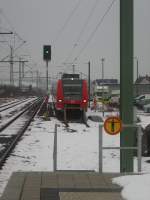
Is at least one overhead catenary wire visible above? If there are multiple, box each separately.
[0,25,13,49]
[63,0,100,64]
[52,0,81,46]
[72,0,117,63]
[0,25,12,33]
[0,10,24,42]
[0,9,40,83]
[0,40,26,61]
[0,10,27,61]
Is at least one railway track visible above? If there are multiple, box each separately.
[62,109,90,128]
[0,97,43,168]
[64,119,90,128]
[0,99,20,109]
[0,98,39,132]
[51,104,90,128]
[0,98,35,112]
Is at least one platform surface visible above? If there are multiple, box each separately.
[0,171,124,200]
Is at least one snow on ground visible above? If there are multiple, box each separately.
[57,120,99,171]
[113,111,150,200]
[0,107,150,199]
[0,98,20,106]
[113,174,150,200]
[0,117,55,194]
[0,99,19,107]
[1,115,29,136]
[0,144,4,151]
[0,97,37,127]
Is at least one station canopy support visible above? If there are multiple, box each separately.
[120,0,134,172]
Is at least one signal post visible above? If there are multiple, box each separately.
[43,45,51,92]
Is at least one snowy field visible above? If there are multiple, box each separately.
[0,103,150,199]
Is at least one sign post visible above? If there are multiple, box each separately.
[99,116,122,173]
[99,120,142,173]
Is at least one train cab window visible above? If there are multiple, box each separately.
[62,80,82,100]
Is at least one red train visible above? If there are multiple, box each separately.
[52,73,88,119]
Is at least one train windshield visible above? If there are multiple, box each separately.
[62,80,82,100]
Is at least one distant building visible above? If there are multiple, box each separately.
[92,79,119,91]
[135,75,150,96]
[135,75,150,84]
[93,79,118,85]
[92,79,119,98]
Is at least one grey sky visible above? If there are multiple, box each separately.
[0,0,150,82]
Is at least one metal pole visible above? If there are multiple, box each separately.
[120,0,134,172]
[88,61,91,108]
[64,108,67,123]
[21,61,24,87]
[53,124,57,171]
[10,46,14,85]
[99,124,103,173]
[46,61,48,92]
[136,59,139,96]
[36,70,39,88]
[134,57,139,95]
[137,126,142,172]
[101,58,105,117]
[136,59,139,80]
[22,61,25,78]
[72,64,75,74]
[19,58,21,88]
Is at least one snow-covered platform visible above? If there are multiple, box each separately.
[0,171,124,200]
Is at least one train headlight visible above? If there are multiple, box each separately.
[58,99,63,102]
[83,99,87,103]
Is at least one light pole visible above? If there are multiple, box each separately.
[72,64,75,74]
[18,55,29,87]
[10,45,14,85]
[101,58,105,117]
[88,61,90,108]
[62,62,77,74]
[134,57,139,96]
[134,57,139,81]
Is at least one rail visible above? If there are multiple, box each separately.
[0,98,31,112]
[0,98,43,168]
[0,98,40,132]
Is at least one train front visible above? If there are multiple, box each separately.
[56,74,88,112]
